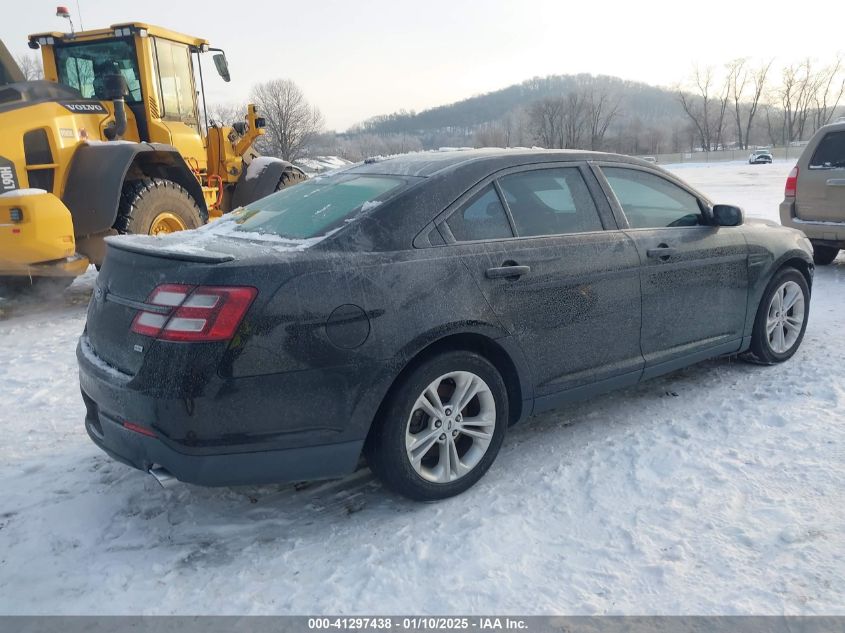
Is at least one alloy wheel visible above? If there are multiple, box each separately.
[404,371,496,484]
[766,280,805,353]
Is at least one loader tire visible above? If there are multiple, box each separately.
[114,178,205,236]
[275,167,307,192]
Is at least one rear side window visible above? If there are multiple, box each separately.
[234,174,407,239]
[497,168,603,237]
[447,185,513,241]
[809,131,845,168]
[602,167,703,228]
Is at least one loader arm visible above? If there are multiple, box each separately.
[0,39,25,85]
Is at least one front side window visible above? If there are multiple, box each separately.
[497,168,603,237]
[447,185,513,241]
[809,131,845,169]
[153,38,197,124]
[229,174,408,240]
[54,38,142,103]
[602,167,703,229]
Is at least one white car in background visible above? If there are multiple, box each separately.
[749,149,773,164]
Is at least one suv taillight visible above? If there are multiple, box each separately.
[131,284,257,342]
[785,166,799,198]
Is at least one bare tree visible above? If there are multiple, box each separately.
[206,102,246,127]
[729,58,772,149]
[585,87,621,150]
[529,97,565,148]
[812,55,845,131]
[677,66,715,151]
[763,103,783,147]
[499,108,531,147]
[473,122,509,148]
[250,79,324,162]
[16,54,43,80]
[561,91,587,148]
[779,60,821,144]
[713,72,732,150]
[378,133,423,156]
[528,90,592,149]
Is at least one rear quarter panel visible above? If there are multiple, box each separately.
[224,247,523,440]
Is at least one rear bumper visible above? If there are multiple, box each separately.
[83,405,363,486]
[77,338,364,487]
[780,200,845,245]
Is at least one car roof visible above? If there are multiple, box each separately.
[344,148,651,178]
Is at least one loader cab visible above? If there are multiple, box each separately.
[29,23,226,171]
[51,36,144,105]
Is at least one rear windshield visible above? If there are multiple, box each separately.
[234,174,408,239]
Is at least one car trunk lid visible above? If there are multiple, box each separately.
[85,237,240,376]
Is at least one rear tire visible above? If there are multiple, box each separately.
[744,267,810,365]
[114,178,205,236]
[811,242,839,265]
[365,351,508,501]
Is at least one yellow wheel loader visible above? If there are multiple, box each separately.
[0,23,306,290]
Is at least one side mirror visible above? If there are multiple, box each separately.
[713,204,744,227]
[213,53,231,83]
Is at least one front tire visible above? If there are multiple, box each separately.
[745,267,810,364]
[114,178,205,236]
[275,167,307,192]
[811,242,839,265]
[365,351,508,501]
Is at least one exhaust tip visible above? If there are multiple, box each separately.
[148,465,179,489]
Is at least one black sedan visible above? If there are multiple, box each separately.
[78,150,814,500]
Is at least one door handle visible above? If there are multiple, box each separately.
[826,179,845,187]
[486,265,531,279]
[647,244,676,261]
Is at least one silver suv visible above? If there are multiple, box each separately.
[780,120,845,264]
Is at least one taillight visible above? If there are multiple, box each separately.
[785,166,799,198]
[131,284,257,342]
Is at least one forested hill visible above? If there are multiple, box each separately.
[350,73,685,136]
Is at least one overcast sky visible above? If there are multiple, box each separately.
[3,0,842,130]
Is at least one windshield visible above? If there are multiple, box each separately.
[54,38,142,103]
[230,173,409,240]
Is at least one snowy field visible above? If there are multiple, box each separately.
[0,161,843,615]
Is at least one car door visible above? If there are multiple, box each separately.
[595,163,749,377]
[437,163,644,404]
[796,129,845,223]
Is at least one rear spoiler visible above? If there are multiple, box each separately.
[105,235,235,263]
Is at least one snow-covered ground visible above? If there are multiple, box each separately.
[1,161,844,615]
[666,160,790,224]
